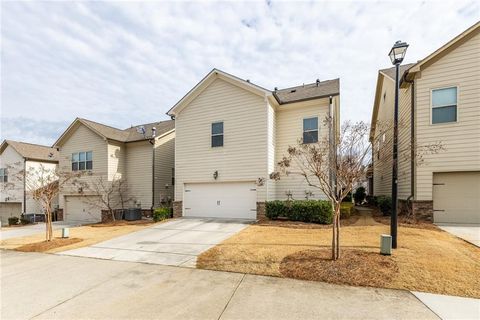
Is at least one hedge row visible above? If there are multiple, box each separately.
[265,200,333,224]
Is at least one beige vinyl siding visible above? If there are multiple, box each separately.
[372,76,394,196]
[58,124,108,209]
[415,31,480,200]
[107,141,125,181]
[266,102,276,200]
[397,85,413,200]
[125,141,153,208]
[175,78,268,202]
[274,98,330,200]
[25,160,57,214]
[154,132,175,206]
[0,146,24,204]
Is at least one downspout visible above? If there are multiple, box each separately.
[404,77,415,206]
[23,158,26,214]
[150,127,157,213]
[328,96,337,201]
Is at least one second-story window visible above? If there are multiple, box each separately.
[432,87,457,124]
[0,168,7,182]
[72,151,93,171]
[211,122,224,147]
[303,117,318,143]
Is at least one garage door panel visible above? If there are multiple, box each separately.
[0,203,22,225]
[433,172,480,224]
[184,182,257,219]
[65,196,102,224]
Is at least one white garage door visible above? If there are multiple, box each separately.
[183,182,257,219]
[433,172,480,224]
[0,202,22,225]
[65,196,102,224]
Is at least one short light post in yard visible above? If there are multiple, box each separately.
[388,40,409,249]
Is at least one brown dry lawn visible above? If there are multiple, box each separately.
[197,222,480,298]
[0,220,162,253]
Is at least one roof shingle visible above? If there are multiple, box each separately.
[2,140,58,162]
[273,79,340,105]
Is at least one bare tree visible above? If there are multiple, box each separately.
[271,119,444,261]
[10,164,83,241]
[80,174,131,222]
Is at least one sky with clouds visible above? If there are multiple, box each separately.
[1,0,478,146]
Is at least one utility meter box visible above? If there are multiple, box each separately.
[62,227,70,238]
[380,234,392,255]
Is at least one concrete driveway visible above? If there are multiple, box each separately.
[1,251,439,320]
[58,218,250,267]
[437,224,480,247]
[0,221,76,240]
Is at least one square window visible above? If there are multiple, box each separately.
[86,161,93,170]
[432,106,457,124]
[86,151,93,161]
[72,153,79,162]
[303,131,318,144]
[212,122,223,135]
[79,152,86,161]
[72,162,78,171]
[79,162,85,171]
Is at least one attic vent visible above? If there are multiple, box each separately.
[290,89,296,93]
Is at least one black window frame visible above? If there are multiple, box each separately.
[211,122,224,148]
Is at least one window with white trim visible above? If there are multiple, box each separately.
[211,122,224,147]
[72,151,93,171]
[0,168,7,182]
[303,117,318,143]
[432,87,457,124]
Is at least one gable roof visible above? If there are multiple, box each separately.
[167,68,271,117]
[379,63,415,81]
[54,118,175,147]
[407,21,479,75]
[167,68,341,116]
[0,140,59,162]
[273,79,339,105]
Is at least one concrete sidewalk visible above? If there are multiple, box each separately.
[1,250,438,320]
[412,291,480,320]
[437,224,480,247]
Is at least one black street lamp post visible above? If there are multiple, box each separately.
[388,40,409,249]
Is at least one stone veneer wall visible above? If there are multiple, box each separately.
[256,202,266,220]
[398,199,433,221]
[173,201,182,218]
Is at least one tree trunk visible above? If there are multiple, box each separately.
[331,205,341,261]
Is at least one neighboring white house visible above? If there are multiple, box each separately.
[0,140,59,224]
[53,118,175,224]
[370,22,480,224]
[168,69,340,220]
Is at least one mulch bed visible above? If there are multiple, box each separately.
[15,238,83,252]
[371,209,439,230]
[89,219,155,228]
[279,248,398,288]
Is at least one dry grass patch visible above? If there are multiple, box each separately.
[1,219,166,253]
[197,223,480,298]
[15,237,83,252]
[280,248,397,288]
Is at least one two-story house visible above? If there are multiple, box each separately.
[167,69,340,220]
[370,22,479,224]
[53,118,175,224]
[0,140,59,224]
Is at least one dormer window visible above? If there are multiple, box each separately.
[72,151,93,171]
[211,122,224,147]
[303,117,318,144]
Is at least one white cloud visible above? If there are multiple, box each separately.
[1,0,478,145]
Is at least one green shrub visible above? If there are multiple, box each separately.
[153,207,171,222]
[20,218,31,225]
[353,186,366,204]
[265,200,287,220]
[265,200,332,224]
[340,202,354,219]
[366,195,377,206]
[343,191,352,202]
[8,216,19,225]
[377,196,392,216]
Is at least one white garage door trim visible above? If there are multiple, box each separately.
[183,181,257,219]
[433,171,480,224]
[65,196,102,224]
